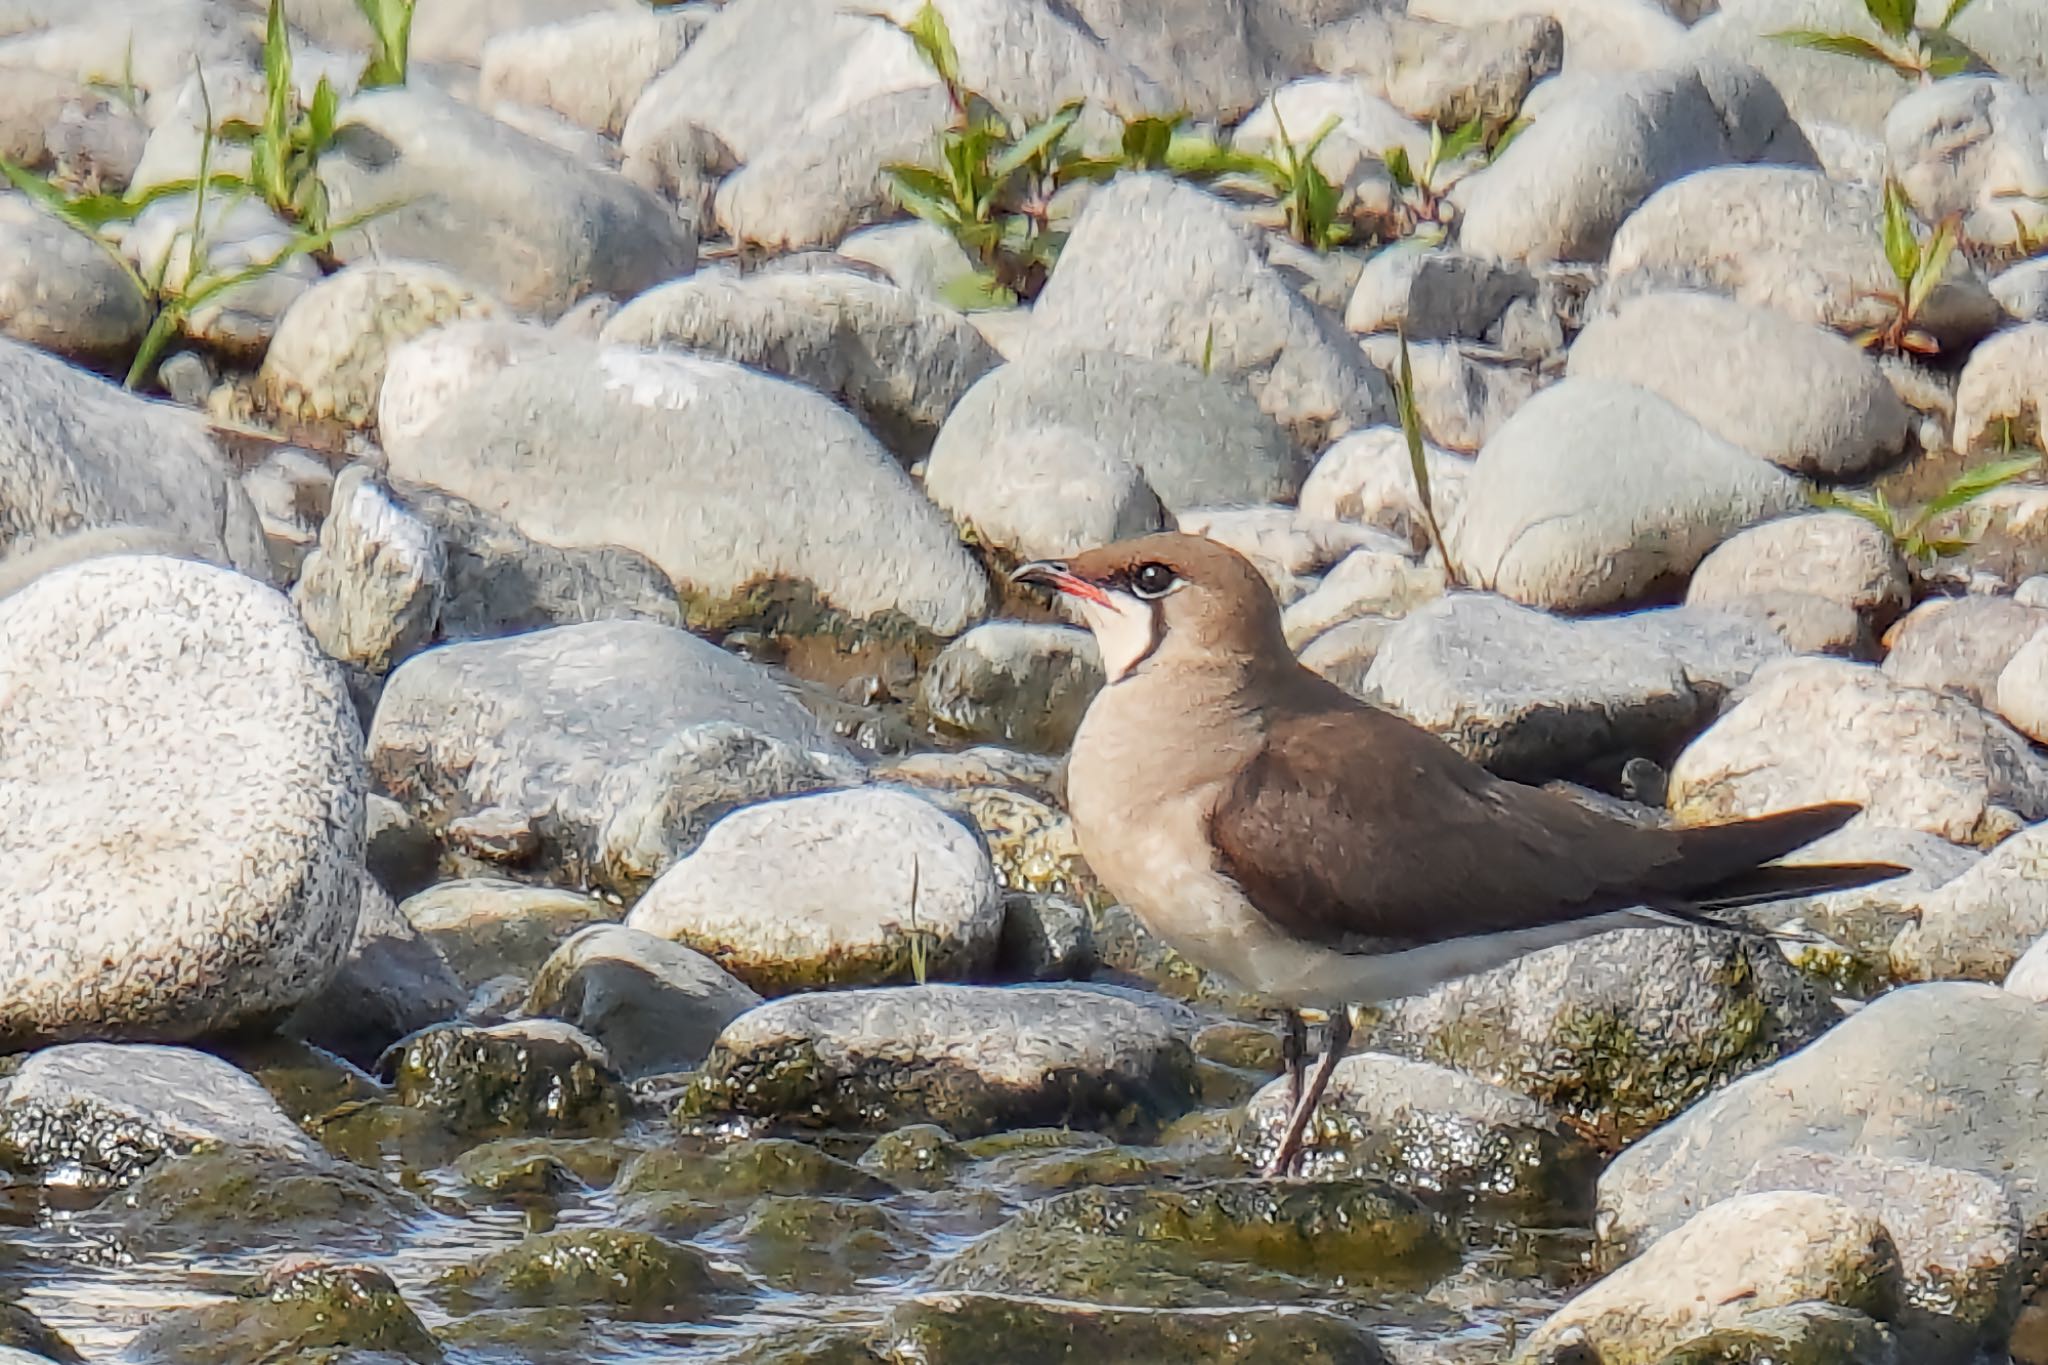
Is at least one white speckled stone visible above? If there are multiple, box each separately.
[0,556,366,1045]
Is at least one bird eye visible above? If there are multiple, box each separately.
[1131,563,1179,599]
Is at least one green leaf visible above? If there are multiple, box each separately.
[1394,330,1461,587]
[1918,27,1987,74]
[216,118,261,144]
[938,269,1016,311]
[885,166,967,229]
[989,101,1081,181]
[1905,213,1958,319]
[1384,144,1415,191]
[1881,177,1921,288]
[1863,0,1916,42]
[899,1,961,91]
[1052,155,1122,187]
[1200,321,1215,377]
[356,0,414,88]
[1437,115,1487,167]
[308,75,340,149]
[1769,29,1912,74]
[1921,454,2041,519]
[1119,114,1180,169]
[1808,485,1897,535]
[1938,0,1978,29]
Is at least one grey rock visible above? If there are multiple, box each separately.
[320,85,694,320]
[1994,625,2048,745]
[1028,175,1393,448]
[1299,615,1398,693]
[624,787,1004,993]
[526,924,760,1079]
[0,0,258,104]
[0,68,146,191]
[1175,506,1395,600]
[381,343,990,635]
[1736,1148,2021,1359]
[0,524,215,601]
[1355,335,1541,454]
[370,620,858,895]
[1454,57,1812,264]
[387,479,684,640]
[997,892,1094,983]
[1313,10,1561,131]
[373,319,582,448]
[1280,544,1445,648]
[919,622,1104,753]
[1952,322,2048,456]
[241,446,334,580]
[0,1042,322,1186]
[478,6,696,137]
[1371,924,1833,1146]
[0,192,148,361]
[390,1017,623,1139]
[1569,291,1911,479]
[291,465,445,679]
[1299,426,1475,551]
[924,348,1294,555]
[879,1294,1397,1365]
[1056,0,1275,119]
[123,193,316,360]
[1238,1051,1599,1214]
[287,874,466,1067]
[1344,242,1537,342]
[364,793,440,900]
[1599,982,2048,1254]
[600,268,1001,459]
[1992,259,2048,321]
[1687,512,1911,631]
[838,220,984,303]
[0,556,365,1047]
[1361,594,1787,783]
[2004,931,2048,1001]
[1671,657,2048,846]
[1523,1192,1899,1364]
[1882,595,2048,706]
[0,336,269,577]
[1890,823,2048,984]
[402,878,617,988]
[259,261,502,431]
[1887,77,2048,252]
[399,0,647,64]
[1410,0,1683,73]
[1711,590,1877,660]
[679,984,1199,1139]
[1605,166,2003,350]
[1454,379,1804,612]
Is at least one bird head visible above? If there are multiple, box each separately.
[1011,532,1289,683]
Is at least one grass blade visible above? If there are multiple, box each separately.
[989,101,1081,181]
[1938,0,1978,28]
[1769,29,1910,73]
[1920,454,2040,519]
[1905,213,1959,319]
[1880,177,1920,288]
[1864,0,1916,42]
[1395,330,1460,587]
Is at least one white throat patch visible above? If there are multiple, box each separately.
[1074,591,1160,683]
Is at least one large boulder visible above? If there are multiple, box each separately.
[0,556,365,1046]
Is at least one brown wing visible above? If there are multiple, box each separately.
[1207,675,1871,952]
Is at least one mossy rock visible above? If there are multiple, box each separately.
[434,1228,743,1321]
[0,1303,84,1363]
[614,1137,895,1203]
[1648,1304,1896,1365]
[307,1096,467,1175]
[934,1178,1456,1308]
[857,1123,969,1188]
[882,1291,1394,1364]
[108,1149,425,1254]
[390,1024,625,1140]
[432,1306,604,1363]
[125,1263,442,1365]
[453,1137,630,1197]
[739,1195,929,1292]
[711,1326,881,1365]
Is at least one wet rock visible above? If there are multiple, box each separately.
[369,619,857,895]
[259,262,501,431]
[1360,594,1787,784]
[997,892,1095,983]
[0,1042,321,1188]
[1953,323,2048,456]
[0,193,149,362]
[1028,175,1392,448]
[934,1179,1455,1306]
[365,795,440,901]
[389,1020,625,1139]
[626,787,1002,992]
[1345,243,1537,342]
[454,1135,626,1198]
[0,556,364,1046]
[1735,1148,2021,1359]
[436,1227,739,1321]
[127,1262,442,1365]
[1522,1192,1899,1365]
[1281,543,1446,648]
[1601,983,2048,1255]
[918,623,1104,753]
[858,1124,970,1189]
[1604,167,2001,351]
[924,348,1298,557]
[1569,292,1910,479]
[526,924,759,1078]
[381,343,989,635]
[292,466,445,682]
[479,6,696,136]
[601,268,1000,460]
[320,86,692,320]
[1637,1303,1897,1365]
[1886,77,2048,252]
[1456,58,1810,265]
[883,1292,1395,1364]
[1669,657,2048,846]
[678,985,1200,1139]
[109,1146,425,1254]
[1314,9,1559,132]
[0,337,268,574]
[1237,1052,1599,1215]
[1299,426,1475,551]
[287,875,465,1067]
[1687,513,1911,633]
[402,879,617,988]
[1890,824,2048,983]
[616,1136,893,1204]
[1371,926,1833,1148]
[740,1194,928,1293]
[0,1305,81,1364]
[1454,380,1802,612]
[1883,596,2048,707]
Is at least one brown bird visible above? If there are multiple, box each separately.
[1013,532,1905,1177]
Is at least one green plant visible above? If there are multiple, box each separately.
[219,0,341,230]
[1392,329,1462,586]
[1811,452,2042,563]
[355,0,415,89]
[1383,116,1485,234]
[1857,176,1960,355]
[905,856,931,987]
[1771,0,1984,82]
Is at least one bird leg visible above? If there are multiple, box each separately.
[1279,1007,1307,1121]
[1261,1007,1354,1178]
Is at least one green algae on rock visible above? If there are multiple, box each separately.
[883,1292,1394,1365]
[615,1137,895,1203]
[738,1195,930,1292]
[453,1136,632,1197]
[108,1148,425,1254]
[126,1263,443,1365]
[857,1124,970,1188]
[433,1227,743,1322]
[389,1021,625,1140]
[1645,1303,1897,1365]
